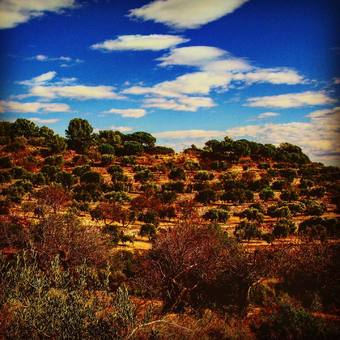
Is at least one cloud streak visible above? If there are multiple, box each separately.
[129,0,249,29]
[91,34,188,52]
[0,100,70,113]
[103,108,146,118]
[246,91,335,108]
[0,0,76,29]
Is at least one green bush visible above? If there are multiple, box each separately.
[0,156,12,168]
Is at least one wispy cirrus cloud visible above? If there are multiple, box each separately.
[30,54,83,66]
[256,112,280,119]
[129,0,249,29]
[16,71,123,100]
[0,100,70,113]
[246,91,335,108]
[28,85,123,100]
[103,108,146,118]
[29,117,60,124]
[91,34,188,52]
[109,125,133,132]
[158,46,225,67]
[0,0,77,29]
[143,95,215,112]
[18,71,57,86]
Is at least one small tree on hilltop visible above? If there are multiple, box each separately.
[65,118,93,154]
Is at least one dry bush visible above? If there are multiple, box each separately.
[36,184,71,213]
[135,221,256,313]
[31,213,111,268]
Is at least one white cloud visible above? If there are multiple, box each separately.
[129,0,249,29]
[103,108,146,118]
[203,58,252,73]
[158,46,225,67]
[144,95,215,112]
[307,106,340,119]
[0,0,76,29]
[256,112,280,119]
[0,100,71,113]
[31,54,82,64]
[234,68,304,85]
[19,71,57,86]
[125,71,232,97]
[123,47,305,113]
[109,125,133,132]
[91,34,188,51]
[35,54,48,61]
[154,129,226,139]
[152,106,340,165]
[29,117,60,124]
[226,106,340,165]
[246,91,335,108]
[28,85,122,100]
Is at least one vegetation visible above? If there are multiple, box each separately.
[0,118,339,338]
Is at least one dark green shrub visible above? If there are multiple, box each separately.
[273,219,296,238]
[259,187,275,201]
[72,164,91,177]
[203,208,229,222]
[99,143,115,155]
[80,171,102,185]
[0,156,12,168]
[194,171,214,181]
[195,189,217,204]
[168,167,186,180]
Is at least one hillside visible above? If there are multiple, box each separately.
[1,118,340,338]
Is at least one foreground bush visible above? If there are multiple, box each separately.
[0,253,144,339]
[136,222,258,312]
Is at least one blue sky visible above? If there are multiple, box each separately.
[0,0,339,164]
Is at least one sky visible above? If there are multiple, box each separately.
[0,0,339,164]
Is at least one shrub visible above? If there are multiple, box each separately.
[234,220,261,241]
[101,154,114,166]
[259,187,275,201]
[121,156,136,166]
[162,181,185,193]
[0,171,12,183]
[0,156,12,168]
[80,171,102,185]
[31,213,110,267]
[36,185,70,213]
[168,167,186,180]
[41,165,60,182]
[1,254,142,339]
[239,208,264,223]
[47,134,67,154]
[66,118,93,153]
[195,189,217,204]
[134,169,153,183]
[273,219,296,238]
[72,164,91,177]
[220,188,254,204]
[136,222,253,312]
[139,223,157,240]
[56,171,75,188]
[203,208,229,222]
[280,189,299,202]
[194,171,214,181]
[252,299,334,340]
[99,143,115,155]
[304,200,326,216]
[44,155,64,167]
